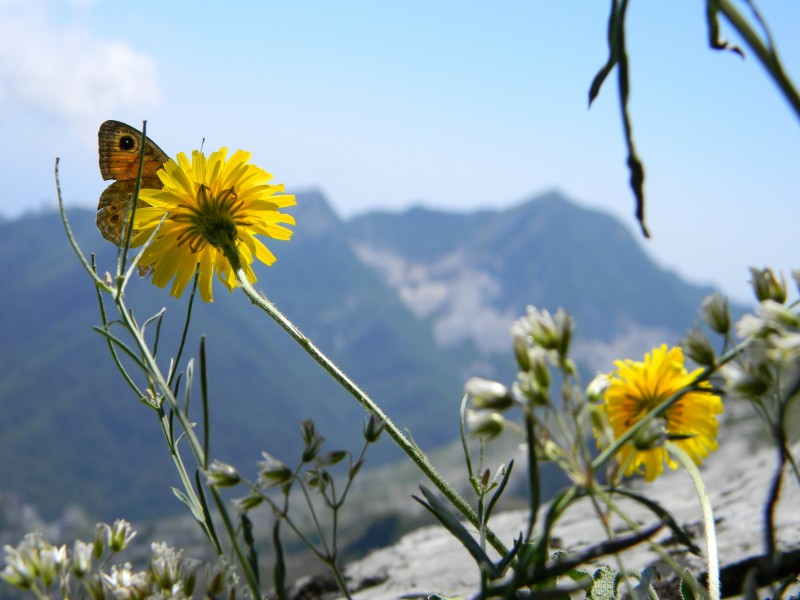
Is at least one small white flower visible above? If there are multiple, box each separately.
[71,540,93,578]
[103,563,149,600]
[758,300,800,329]
[586,373,611,402]
[149,542,182,590]
[464,377,511,410]
[735,313,771,339]
[1,544,35,589]
[107,520,137,553]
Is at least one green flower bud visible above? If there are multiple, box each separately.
[206,561,227,596]
[722,363,772,398]
[233,492,265,512]
[464,377,512,410]
[306,468,332,493]
[257,452,292,487]
[363,412,385,443]
[682,326,716,367]
[206,460,241,487]
[183,570,197,598]
[514,375,549,406]
[528,347,551,388]
[632,417,667,451]
[300,420,317,446]
[316,450,347,467]
[701,293,730,335]
[512,323,532,371]
[466,411,506,440]
[83,573,106,600]
[749,267,786,303]
[541,439,564,463]
[300,421,323,463]
[92,525,106,559]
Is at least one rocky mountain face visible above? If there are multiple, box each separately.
[347,191,718,376]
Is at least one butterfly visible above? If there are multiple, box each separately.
[97,120,169,245]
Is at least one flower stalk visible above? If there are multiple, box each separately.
[667,442,720,600]
[230,261,510,556]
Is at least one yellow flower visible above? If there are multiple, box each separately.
[131,148,295,302]
[600,344,722,481]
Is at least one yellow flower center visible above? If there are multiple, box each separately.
[172,185,250,257]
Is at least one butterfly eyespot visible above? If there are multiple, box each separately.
[119,135,136,151]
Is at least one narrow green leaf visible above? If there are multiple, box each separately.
[169,272,199,387]
[183,358,193,416]
[414,486,498,578]
[194,470,222,553]
[680,568,699,600]
[171,487,203,520]
[273,521,288,600]
[241,513,260,587]
[485,460,513,523]
[494,534,522,575]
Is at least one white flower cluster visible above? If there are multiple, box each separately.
[718,269,800,402]
[2,520,232,600]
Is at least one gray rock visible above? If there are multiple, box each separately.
[335,416,800,599]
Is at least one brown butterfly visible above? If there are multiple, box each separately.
[97,120,169,245]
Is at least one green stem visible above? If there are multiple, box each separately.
[209,487,262,599]
[715,0,800,120]
[667,442,719,600]
[234,269,510,557]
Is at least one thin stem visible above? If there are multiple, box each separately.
[233,269,510,557]
[209,487,262,599]
[667,442,720,600]
[715,0,800,119]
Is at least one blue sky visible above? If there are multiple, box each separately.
[0,0,798,303]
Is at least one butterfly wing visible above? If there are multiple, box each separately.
[96,177,161,245]
[97,120,169,245]
[98,120,169,181]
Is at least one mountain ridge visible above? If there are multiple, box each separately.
[0,189,732,520]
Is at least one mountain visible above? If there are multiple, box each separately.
[347,191,719,376]
[0,190,731,522]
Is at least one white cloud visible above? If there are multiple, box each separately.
[0,0,159,125]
